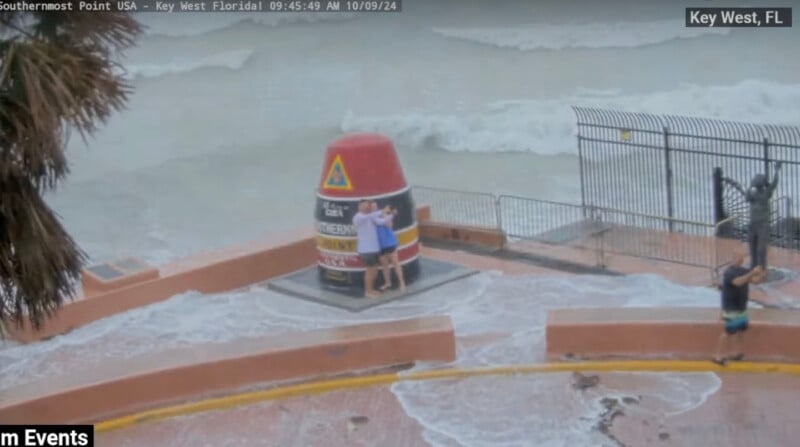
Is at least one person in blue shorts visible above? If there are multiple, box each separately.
[353,199,392,298]
[713,248,764,365]
[373,202,406,293]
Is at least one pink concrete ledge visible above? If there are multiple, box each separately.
[0,315,457,424]
[4,232,318,343]
[3,206,435,344]
[546,307,800,362]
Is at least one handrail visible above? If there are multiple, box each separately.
[592,207,712,229]
[412,184,497,198]
[499,194,586,210]
[500,193,716,229]
[422,186,750,230]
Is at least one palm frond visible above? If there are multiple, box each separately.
[0,12,141,331]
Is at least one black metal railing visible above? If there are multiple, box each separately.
[573,107,800,232]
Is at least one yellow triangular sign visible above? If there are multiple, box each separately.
[323,154,353,190]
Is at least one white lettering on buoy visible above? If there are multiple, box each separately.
[320,253,353,267]
[322,201,346,218]
[316,222,355,236]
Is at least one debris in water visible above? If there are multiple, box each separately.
[347,415,370,435]
[596,397,625,435]
[594,395,640,447]
[572,371,600,390]
[350,415,369,425]
[622,396,640,405]
[659,432,670,441]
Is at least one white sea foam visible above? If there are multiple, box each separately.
[392,374,612,446]
[432,19,730,51]
[121,49,254,79]
[341,80,800,155]
[137,12,356,38]
[391,371,721,447]
[0,273,724,445]
[384,274,721,446]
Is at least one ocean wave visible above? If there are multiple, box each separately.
[121,49,254,79]
[432,19,730,51]
[137,12,356,38]
[340,80,800,155]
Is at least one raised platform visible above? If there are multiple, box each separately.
[267,257,478,311]
[0,316,456,424]
[546,307,800,362]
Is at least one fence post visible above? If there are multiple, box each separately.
[494,195,503,234]
[663,126,675,232]
[712,167,725,235]
[594,207,606,268]
[710,223,720,286]
[577,134,587,219]
[763,137,771,179]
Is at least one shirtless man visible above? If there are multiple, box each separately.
[352,199,392,298]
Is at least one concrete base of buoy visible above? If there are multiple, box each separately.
[317,260,420,292]
[269,257,477,311]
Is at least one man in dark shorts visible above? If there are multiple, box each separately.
[713,248,764,365]
[352,199,391,298]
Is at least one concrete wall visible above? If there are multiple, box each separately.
[547,307,800,362]
[0,316,456,424]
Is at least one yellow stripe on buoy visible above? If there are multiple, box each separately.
[94,360,800,433]
[316,225,418,253]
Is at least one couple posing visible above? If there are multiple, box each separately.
[352,199,407,298]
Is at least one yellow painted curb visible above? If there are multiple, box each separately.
[94,360,800,433]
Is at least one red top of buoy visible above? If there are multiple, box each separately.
[317,133,408,198]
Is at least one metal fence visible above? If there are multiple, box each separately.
[411,185,500,229]
[413,185,734,282]
[573,107,800,234]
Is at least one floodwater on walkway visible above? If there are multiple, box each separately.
[0,272,716,391]
[96,370,736,447]
[1,271,749,445]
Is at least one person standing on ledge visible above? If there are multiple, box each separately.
[713,249,764,366]
[353,199,392,298]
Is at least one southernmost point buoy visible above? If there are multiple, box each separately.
[315,133,420,290]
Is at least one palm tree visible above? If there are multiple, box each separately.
[0,12,142,331]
